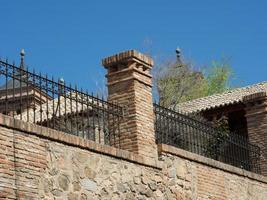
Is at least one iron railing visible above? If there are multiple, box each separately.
[0,59,123,148]
[154,103,261,173]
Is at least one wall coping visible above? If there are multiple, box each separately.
[0,114,162,170]
[158,144,267,184]
[1,113,266,183]
[102,49,153,68]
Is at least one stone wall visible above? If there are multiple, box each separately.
[0,114,267,200]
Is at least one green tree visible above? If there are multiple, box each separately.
[205,60,232,96]
[154,52,233,107]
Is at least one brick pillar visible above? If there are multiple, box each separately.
[102,50,157,159]
[244,92,267,175]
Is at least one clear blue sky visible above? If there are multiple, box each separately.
[1,0,267,94]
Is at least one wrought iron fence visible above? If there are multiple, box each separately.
[154,103,261,173]
[0,59,123,148]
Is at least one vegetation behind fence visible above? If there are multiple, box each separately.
[154,103,261,173]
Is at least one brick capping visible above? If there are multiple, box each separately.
[158,144,267,184]
[102,50,158,159]
[0,113,162,170]
[106,68,153,87]
[102,49,153,68]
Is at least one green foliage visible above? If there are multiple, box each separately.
[205,60,232,96]
[155,61,207,107]
[154,58,233,107]
[204,116,230,159]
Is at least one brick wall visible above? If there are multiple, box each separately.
[0,126,47,199]
[102,50,157,159]
[0,114,266,199]
[244,92,267,176]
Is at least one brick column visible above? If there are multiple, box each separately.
[244,92,267,175]
[102,50,157,159]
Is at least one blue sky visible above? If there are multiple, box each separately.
[1,0,267,94]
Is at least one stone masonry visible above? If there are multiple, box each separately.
[102,50,157,159]
[244,92,267,176]
[0,116,266,200]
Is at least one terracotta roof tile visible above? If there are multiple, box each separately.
[177,81,267,113]
[15,93,99,123]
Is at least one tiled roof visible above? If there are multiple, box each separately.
[177,81,267,113]
[15,93,98,123]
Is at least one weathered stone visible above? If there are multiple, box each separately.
[184,182,191,190]
[81,178,97,192]
[137,195,146,200]
[128,182,137,193]
[74,152,88,163]
[154,189,164,198]
[43,178,53,194]
[141,176,149,185]
[49,168,59,176]
[123,164,128,169]
[111,193,120,200]
[100,187,109,197]
[133,176,141,184]
[168,168,176,178]
[153,175,163,183]
[185,190,193,200]
[80,193,87,200]
[51,189,63,197]
[139,186,153,198]
[102,169,110,176]
[68,192,78,200]
[174,190,184,200]
[165,188,175,200]
[168,178,176,186]
[58,174,70,191]
[158,183,166,193]
[84,167,96,179]
[125,193,135,200]
[121,173,131,183]
[102,179,112,188]
[117,182,127,193]
[73,170,80,181]
[58,156,68,170]
[175,160,187,180]
[73,181,81,192]
[148,182,157,191]
[111,172,120,181]
[88,156,100,169]
[176,179,184,187]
